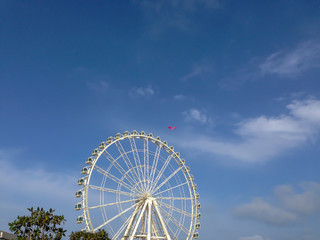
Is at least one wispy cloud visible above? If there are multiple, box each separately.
[234,181,320,226]
[173,94,186,100]
[177,97,320,162]
[234,198,298,226]
[0,158,78,211]
[260,40,320,77]
[86,80,109,92]
[129,86,155,98]
[274,182,320,215]
[183,108,211,124]
[180,64,214,82]
[0,150,80,233]
[220,40,320,89]
[239,235,266,240]
[136,0,220,33]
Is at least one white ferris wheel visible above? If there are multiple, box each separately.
[75,130,201,240]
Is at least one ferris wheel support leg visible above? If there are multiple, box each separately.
[129,200,148,240]
[153,200,171,240]
[151,219,159,238]
[122,202,141,240]
[147,201,152,240]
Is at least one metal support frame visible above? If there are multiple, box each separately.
[121,197,172,240]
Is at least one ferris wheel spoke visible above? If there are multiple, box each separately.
[157,197,193,200]
[88,198,138,210]
[148,144,162,192]
[158,206,190,235]
[115,141,142,187]
[153,181,188,196]
[129,137,145,182]
[144,139,150,191]
[150,154,173,192]
[94,202,138,232]
[112,214,132,240]
[152,166,182,194]
[157,201,192,218]
[88,185,138,197]
[93,165,137,193]
[103,151,138,189]
[128,137,144,183]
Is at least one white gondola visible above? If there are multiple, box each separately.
[92,148,99,156]
[161,141,168,148]
[147,133,153,137]
[75,190,82,198]
[131,130,138,135]
[196,213,201,219]
[123,131,129,137]
[179,159,185,165]
[195,223,201,229]
[81,228,87,233]
[106,137,113,144]
[75,202,82,210]
[193,232,199,238]
[174,152,180,159]
[195,193,200,199]
[77,178,85,185]
[99,142,106,149]
[76,216,84,224]
[188,175,194,181]
[184,166,190,173]
[168,146,174,153]
[115,133,121,139]
[192,184,197,190]
[86,157,93,165]
[196,203,201,209]
[139,131,145,138]
[81,167,89,175]
[155,136,161,144]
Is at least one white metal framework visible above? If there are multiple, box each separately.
[75,131,200,239]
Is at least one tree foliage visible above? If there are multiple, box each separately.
[8,207,66,240]
[69,229,111,240]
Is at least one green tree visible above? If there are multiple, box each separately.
[69,229,111,240]
[8,207,66,240]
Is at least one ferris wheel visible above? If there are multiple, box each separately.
[75,130,201,240]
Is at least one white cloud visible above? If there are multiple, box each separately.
[234,198,298,226]
[178,97,320,162]
[239,235,265,240]
[274,182,320,215]
[0,160,77,201]
[183,108,210,124]
[130,86,155,97]
[220,40,320,89]
[0,151,80,234]
[234,181,320,227]
[86,80,109,92]
[174,94,186,100]
[287,99,320,125]
[180,64,214,82]
[259,40,320,77]
[137,0,220,33]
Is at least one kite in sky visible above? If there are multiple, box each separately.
[168,126,176,130]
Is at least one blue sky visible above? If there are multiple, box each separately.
[1,1,320,239]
